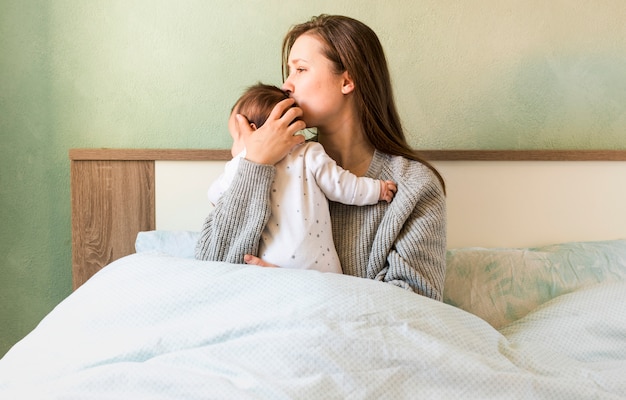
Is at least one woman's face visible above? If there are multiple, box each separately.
[282,34,351,130]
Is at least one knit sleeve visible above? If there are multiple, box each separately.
[195,158,275,264]
[376,172,447,300]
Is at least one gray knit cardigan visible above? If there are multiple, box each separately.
[195,149,447,301]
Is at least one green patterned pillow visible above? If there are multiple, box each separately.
[443,240,626,329]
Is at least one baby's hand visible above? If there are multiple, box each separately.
[379,180,397,203]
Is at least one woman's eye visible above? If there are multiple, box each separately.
[287,66,306,77]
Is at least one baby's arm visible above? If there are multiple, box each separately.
[379,180,397,203]
[307,143,396,206]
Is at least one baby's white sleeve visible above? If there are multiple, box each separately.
[207,150,244,205]
[306,143,381,205]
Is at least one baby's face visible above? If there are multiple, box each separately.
[228,110,245,157]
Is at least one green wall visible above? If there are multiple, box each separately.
[1,0,625,356]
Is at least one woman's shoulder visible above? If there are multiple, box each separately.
[377,151,437,180]
[375,151,445,197]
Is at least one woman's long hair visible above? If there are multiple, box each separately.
[282,14,445,193]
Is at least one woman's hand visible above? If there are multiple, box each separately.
[238,98,306,165]
[244,254,279,268]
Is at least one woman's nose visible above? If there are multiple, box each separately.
[281,79,293,95]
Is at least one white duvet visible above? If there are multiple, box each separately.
[1,253,625,399]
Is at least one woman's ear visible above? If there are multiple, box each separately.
[341,71,355,95]
[250,123,258,131]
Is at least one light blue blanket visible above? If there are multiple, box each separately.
[1,253,625,399]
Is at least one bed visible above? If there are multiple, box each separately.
[1,149,625,399]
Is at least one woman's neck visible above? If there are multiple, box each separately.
[318,128,374,177]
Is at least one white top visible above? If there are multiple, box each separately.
[208,142,382,273]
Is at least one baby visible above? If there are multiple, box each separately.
[208,83,396,273]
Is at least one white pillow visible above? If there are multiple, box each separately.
[135,231,199,259]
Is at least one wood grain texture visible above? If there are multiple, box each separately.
[71,160,155,289]
[69,148,626,162]
[69,148,232,161]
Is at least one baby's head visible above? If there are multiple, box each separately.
[228,84,290,157]
[234,84,290,129]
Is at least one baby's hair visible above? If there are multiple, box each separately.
[233,83,290,128]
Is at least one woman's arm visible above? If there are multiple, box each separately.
[377,177,447,300]
[195,160,275,263]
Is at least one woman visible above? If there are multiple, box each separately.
[196,14,447,300]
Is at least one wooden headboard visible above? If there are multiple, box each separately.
[70,149,626,289]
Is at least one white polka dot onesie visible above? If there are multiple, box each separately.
[208,142,383,273]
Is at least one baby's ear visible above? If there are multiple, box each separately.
[250,123,258,131]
